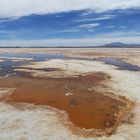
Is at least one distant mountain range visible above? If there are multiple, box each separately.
[0,42,140,48]
[102,42,140,48]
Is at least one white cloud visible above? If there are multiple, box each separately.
[0,0,140,18]
[78,23,100,28]
[77,15,116,22]
[55,29,80,33]
[99,31,140,37]
[0,17,18,23]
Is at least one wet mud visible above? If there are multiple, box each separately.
[0,72,132,132]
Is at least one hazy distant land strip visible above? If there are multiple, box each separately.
[0,42,140,48]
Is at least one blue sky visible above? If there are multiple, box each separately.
[0,0,140,46]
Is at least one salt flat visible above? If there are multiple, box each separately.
[0,48,140,140]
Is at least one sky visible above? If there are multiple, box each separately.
[0,0,140,46]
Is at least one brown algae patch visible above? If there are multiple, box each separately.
[0,72,134,137]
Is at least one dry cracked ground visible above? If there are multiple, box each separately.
[0,48,140,140]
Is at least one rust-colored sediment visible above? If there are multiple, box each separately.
[0,72,133,137]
